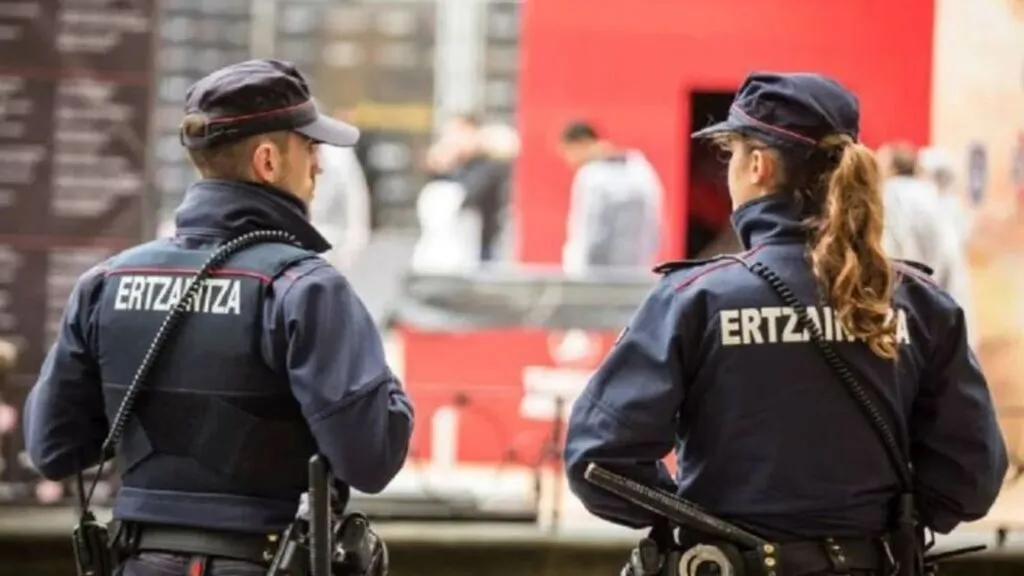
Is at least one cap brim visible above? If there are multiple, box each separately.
[691,118,744,139]
[295,114,360,147]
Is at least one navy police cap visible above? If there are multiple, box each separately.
[181,59,359,150]
[693,72,860,147]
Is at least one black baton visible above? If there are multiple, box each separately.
[583,463,767,548]
[309,456,332,576]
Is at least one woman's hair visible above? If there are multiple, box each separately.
[717,132,898,359]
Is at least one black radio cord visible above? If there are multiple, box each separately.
[744,260,913,490]
[77,230,300,516]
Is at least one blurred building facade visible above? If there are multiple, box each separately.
[152,0,522,232]
[0,0,526,510]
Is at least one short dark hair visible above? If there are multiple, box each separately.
[561,120,599,144]
[884,142,918,177]
[180,114,290,180]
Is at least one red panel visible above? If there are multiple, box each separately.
[400,327,616,465]
[514,0,935,263]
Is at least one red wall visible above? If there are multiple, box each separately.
[514,0,935,263]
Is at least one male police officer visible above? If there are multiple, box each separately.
[22,59,415,575]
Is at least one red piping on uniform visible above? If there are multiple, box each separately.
[674,244,766,291]
[893,262,937,287]
[104,267,272,284]
[205,100,311,125]
[731,106,817,145]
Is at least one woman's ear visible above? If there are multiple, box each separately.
[748,149,777,187]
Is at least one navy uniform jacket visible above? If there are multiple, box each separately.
[23,180,414,510]
[564,193,1008,540]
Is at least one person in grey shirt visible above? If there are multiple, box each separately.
[558,121,663,274]
[919,146,974,247]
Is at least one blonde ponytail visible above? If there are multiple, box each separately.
[808,135,898,359]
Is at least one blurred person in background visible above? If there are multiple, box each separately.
[309,106,372,270]
[439,112,509,264]
[0,339,15,436]
[558,120,663,274]
[156,218,176,239]
[0,338,14,384]
[919,146,974,247]
[411,138,480,273]
[476,122,518,262]
[878,142,976,346]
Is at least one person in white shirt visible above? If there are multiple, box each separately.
[308,107,372,271]
[918,146,974,248]
[878,143,977,346]
[410,138,481,273]
[558,121,663,275]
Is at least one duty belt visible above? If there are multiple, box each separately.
[131,523,278,566]
[739,537,885,575]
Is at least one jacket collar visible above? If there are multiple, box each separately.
[174,179,331,253]
[730,192,812,249]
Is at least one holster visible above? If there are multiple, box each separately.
[266,511,388,576]
[335,513,388,576]
[72,513,115,576]
[621,527,748,576]
[890,493,926,576]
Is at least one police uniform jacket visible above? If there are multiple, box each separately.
[563,192,1008,540]
[23,180,415,533]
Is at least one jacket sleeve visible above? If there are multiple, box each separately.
[266,261,414,494]
[563,280,690,528]
[911,305,1008,534]
[23,266,108,481]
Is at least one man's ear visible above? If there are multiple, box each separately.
[250,140,279,183]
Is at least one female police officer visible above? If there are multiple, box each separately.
[563,72,1008,575]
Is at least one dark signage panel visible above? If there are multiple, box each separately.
[0,0,156,504]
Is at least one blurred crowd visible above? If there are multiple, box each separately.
[410,113,518,273]
[313,112,668,278]
[877,143,977,344]
[151,105,979,327]
[313,113,976,315]
[306,111,520,275]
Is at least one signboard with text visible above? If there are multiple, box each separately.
[0,0,156,504]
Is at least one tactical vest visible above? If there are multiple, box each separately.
[95,239,320,500]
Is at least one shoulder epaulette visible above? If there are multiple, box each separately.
[652,255,727,276]
[893,259,935,277]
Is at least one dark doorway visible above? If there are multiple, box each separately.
[685,91,739,258]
